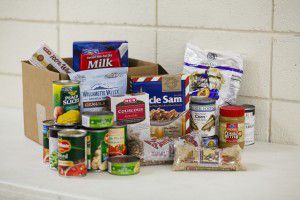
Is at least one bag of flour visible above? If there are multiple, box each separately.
[69,68,128,112]
[183,43,243,107]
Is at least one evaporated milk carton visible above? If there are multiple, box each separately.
[73,41,128,71]
[130,74,190,138]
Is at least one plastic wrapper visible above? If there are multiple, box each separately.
[183,43,243,107]
[173,134,245,171]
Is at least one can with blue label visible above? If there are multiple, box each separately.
[190,97,216,137]
[42,120,55,163]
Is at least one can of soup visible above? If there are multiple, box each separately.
[42,120,55,163]
[243,104,255,145]
[58,129,88,177]
[84,128,109,172]
[53,80,80,125]
[190,97,216,137]
[108,123,127,156]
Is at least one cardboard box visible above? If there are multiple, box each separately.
[21,58,167,144]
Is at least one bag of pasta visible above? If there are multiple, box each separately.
[173,134,245,171]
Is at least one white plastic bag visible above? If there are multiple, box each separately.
[183,43,243,107]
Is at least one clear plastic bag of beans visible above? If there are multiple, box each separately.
[173,136,245,171]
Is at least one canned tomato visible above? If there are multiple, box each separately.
[42,120,55,163]
[49,126,64,170]
[58,129,88,177]
[84,128,109,172]
[108,124,127,156]
[190,97,216,137]
[202,135,219,148]
[53,80,80,125]
[82,111,114,129]
[107,155,140,176]
[243,104,255,145]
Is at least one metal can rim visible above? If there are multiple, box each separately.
[42,119,55,126]
[107,155,140,164]
[58,129,87,137]
[191,96,216,105]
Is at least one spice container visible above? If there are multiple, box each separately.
[243,104,255,145]
[219,106,245,149]
[190,97,216,137]
[58,129,88,177]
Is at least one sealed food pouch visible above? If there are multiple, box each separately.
[69,67,128,112]
[183,43,243,107]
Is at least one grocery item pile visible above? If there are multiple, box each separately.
[30,41,255,177]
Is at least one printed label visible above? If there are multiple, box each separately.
[107,128,127,156]
[116,99,145,122]
[245,112,255,145]
[49,137,58,170]
[80,50,121,70]
[199,148,221,167]
[219,122,244,144]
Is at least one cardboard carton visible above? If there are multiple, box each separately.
[21,58,167,144]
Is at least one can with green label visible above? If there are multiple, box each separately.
[42,120,55,163]
[107,155,140,176]
[58,129,87,177]
[84,128,109,172]
[82,111,114,129]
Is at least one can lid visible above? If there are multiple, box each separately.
[42,119,55,126]
[58,129,87,137]
[191,96,215,105]
[220,106,245,117]
[107,155,139,163]
[242,104,255,111]
[53,80,79,84]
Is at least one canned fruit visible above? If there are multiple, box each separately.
[82,111,114,129]
[58,129,87,177]
[107,125,127,156]
[53,80,80,125]
[107,155,140,176]
[85,129,109,171]
[42,120,54,163]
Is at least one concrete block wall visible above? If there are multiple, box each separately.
[0,0,299,145]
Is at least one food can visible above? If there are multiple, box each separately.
[42,120,55,163]
[190,97,216,137]
[202,135,219,148]
[58,129,88,177]
[108,123,127,156]
[84,128,109,172]
[243,104,255,145]
[107,155,140,175]
[49,126,65,170]
[53,80,80,125]
[82,111,114,129]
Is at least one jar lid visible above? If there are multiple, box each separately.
[220,106,245,117]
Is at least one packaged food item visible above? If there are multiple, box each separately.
[183,43,243,107]
[219,106,245,149]
[109,93,150,140]
[53,80,80,125]
[69,67,128,112]
[173,136,245,171]
[108,124,127,156]
[49,126,64,170]
[29,43,75,74]
[107,155,140,176]
[242,104,255,145]
[202,135,219,148]
[58,129,88,177]
[82,111,114,129]
[42,120,55,163]
[190,97,216,137]
[84,128,109,172]
[73,41,128,71]
[131,74,190,138]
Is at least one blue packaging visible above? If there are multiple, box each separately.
[73,41,128,72]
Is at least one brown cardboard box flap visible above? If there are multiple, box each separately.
[22,58,167,144]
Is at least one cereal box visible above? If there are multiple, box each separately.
[130,74,190,138]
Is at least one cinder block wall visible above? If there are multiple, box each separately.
[0,0,299,145]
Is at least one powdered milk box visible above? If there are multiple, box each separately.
[130,74,190,138]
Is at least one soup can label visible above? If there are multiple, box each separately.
[49,136,58,170]
[53,81,80,125]
[245,111,255,145]
[108,126,127,156]
[58,136,87,177]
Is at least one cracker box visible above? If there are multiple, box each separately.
[130,74,190,138]
[73,41,128,71]
[109,93,150,140]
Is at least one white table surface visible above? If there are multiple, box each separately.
[0,107,299,200]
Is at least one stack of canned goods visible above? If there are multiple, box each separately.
[42,80,139,177]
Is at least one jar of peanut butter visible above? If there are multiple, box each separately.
[219,106,245,149]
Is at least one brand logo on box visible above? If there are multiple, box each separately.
[124,98,137,104]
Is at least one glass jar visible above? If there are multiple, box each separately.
[219,106,245,149]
